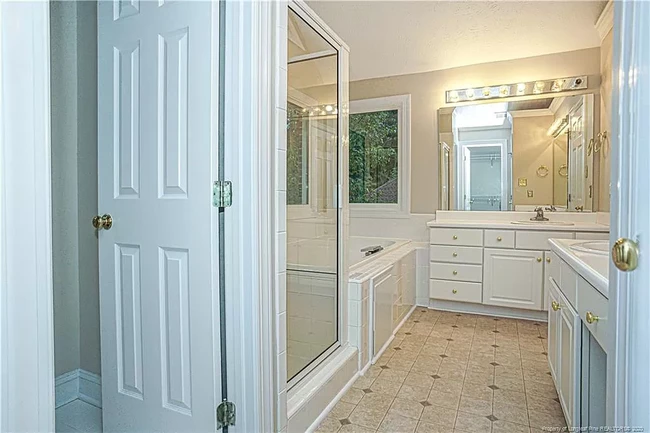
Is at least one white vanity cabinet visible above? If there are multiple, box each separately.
[483,248,544,310]
[428,225,607,313]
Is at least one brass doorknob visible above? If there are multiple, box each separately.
[546,257,551,263]
[612,237,639,272]
[551,300,560,311]
[586,311,599,324]
[92,214,113,230]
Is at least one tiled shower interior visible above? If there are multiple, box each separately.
[316,309,567,433]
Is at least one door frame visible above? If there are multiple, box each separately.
[0,1,276,432]
[607,0,650,428]
[0,2,55,431]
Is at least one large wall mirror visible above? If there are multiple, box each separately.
[439,93,597,212]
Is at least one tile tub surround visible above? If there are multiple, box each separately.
[315,309,566,433]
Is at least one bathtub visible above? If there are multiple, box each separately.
[349,236,409,270]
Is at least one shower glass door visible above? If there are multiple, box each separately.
[286,5,340,385]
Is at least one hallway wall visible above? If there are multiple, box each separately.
[51,0,101,377]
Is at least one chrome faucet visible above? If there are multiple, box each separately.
[545,205,557,212]
[530,207,549,222]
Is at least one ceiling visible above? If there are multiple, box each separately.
[307,1,606,81]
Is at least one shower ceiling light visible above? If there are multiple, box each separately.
[445,75,588,104]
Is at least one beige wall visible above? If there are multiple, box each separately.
[350,47,601,213]
[51,1,101,376]
[512,115,555,206]
[599,30,613,211]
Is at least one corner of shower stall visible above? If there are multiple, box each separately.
[277,2,357,432]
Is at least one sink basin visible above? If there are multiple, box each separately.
[570,241,609,256]
[510,221,575,226]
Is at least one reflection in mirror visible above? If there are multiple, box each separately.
[438,94,595,212]
[286,7,339,383]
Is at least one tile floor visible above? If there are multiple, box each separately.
[55,399,102,433]
[316,308,566,433]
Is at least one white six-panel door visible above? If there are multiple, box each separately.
[97,1,220,431]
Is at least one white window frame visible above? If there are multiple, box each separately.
[349,94,411,218]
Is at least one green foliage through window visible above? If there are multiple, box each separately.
[287,102,308,205]
[349,110,399,204]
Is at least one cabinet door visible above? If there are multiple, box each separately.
[558,296,580,428]
[483,248,544,310]
[543,251,554,310]
[373,268,395,358]
[547,282,561,383]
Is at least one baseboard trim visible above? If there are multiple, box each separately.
[55,369,102,409]
[429,299,547,322]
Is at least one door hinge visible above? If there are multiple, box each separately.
[213,181,232,208]
[216,400,236,430]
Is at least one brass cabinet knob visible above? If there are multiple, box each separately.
[452,270,458,275]
[453,235,458,240]
[537,257,542,262]
[452,252,458,257]
[586,311,599,324]
[546,257,551,263]
[551,300,560,311]
[497,237,502,242]
[612,237,639,272]
[452,289,458,294]
[92,214,113,230]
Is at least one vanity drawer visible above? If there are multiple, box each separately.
[515,230,575,250]
[559,259,578,309]
[430,279,482,303]
[578,276,609,352]
[429,262,482,283]
[429,245,482,265]
[484,230,515,248]
[430,228,483,247]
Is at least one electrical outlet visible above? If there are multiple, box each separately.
[527,190,534,198]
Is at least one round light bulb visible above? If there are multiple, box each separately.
[482,87,491,97]
[466,88,475,99]
[325,105,333,112]
[499,86,509,97]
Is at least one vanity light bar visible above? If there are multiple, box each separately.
[293,104,339,117]
[445,76,588,104]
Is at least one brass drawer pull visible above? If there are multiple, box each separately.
[546,257,551,263]
[497,236,502,242]
[537,257,542,262]
[452,289,458,294]
[452,235,458,240]
[452,252,458,257]
[452,270,458,275]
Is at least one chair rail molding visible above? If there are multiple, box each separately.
[0,2,55,432]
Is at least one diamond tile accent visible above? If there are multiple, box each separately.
[420,401,432,407]
[414,320,420,323]
[446,338,453,341]
[534,323,541,326]
[362,388,373,394]
[554,397,560,403]
[493,330,500,333]
[456,314,462,317]
[490,362,500,366]
[405,332,412,335]
[542,351,548,355]
[488,385,500,390]
[432,374,441,379]
[486,415,498,422]
[439,354,448,358]
[452,325,458,328]
[380,365,389,369]
[493,318,500,321]
[394,347,402,351]
[491,344,499,348]
[340,419,352,425]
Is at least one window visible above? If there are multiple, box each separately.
[349,95,410,216]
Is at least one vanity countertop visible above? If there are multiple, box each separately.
[549,238,609,298]
[426,219,610,232]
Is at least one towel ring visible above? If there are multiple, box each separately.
[558,164,568,178]
[536,165,549,178]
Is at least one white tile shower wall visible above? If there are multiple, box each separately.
[287,271,337,378]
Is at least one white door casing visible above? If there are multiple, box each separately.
[97,2,220,431]
[608,1,650,428]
